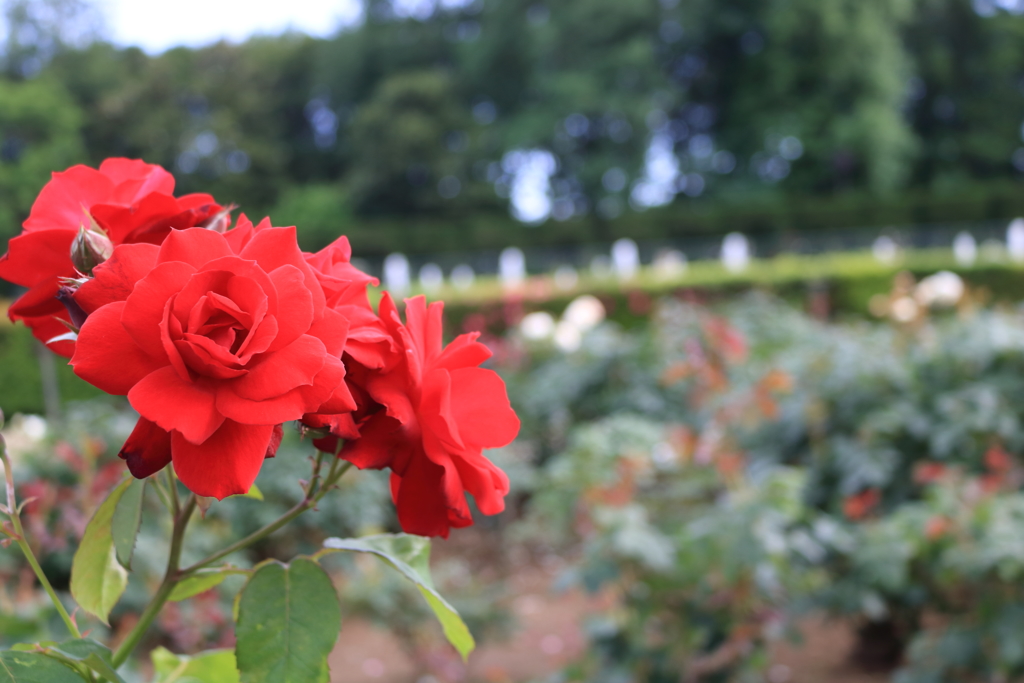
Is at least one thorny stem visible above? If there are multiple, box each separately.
[111,495,197,668]
[182,457,353,574]
[305,450,327,499]
[0,439,82,639]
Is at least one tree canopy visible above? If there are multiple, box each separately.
[2,0,1024,256]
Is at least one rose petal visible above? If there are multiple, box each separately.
[364,370,417,427]
[264,264,314,352]
[119,417,173,479]
[303,412,360,439]
[403,296,444,365]
[99,158,176,200]
[0,229,76,287]
[451,450,509,516]
[160,297,193,382]
[434,332,492,371]
[71,302,166,395]
[22,166,114,233]
[339,412,411,471]
[75,243,160,313]
[128,366,224,445]
[266,424,284,458]
[175,335,248,379]
[230,334,326,401]
[25,312,77,358]
[171,421,274,499]
[172,258,276,323]
[447,367,520,449]
[420,369,464,451]
[8,278,64,318]
[157,228,234,267]
[239,226,326,314]
[307,307,350,358]
[122,261,197,359]
[216,354,343,425]
[392,454,472,538]
[237,314,278,362]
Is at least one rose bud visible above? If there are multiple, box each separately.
[70,225,114,275]
[55,285,89,330]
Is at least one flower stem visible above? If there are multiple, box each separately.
[181,458,352,574]
[165,467,180,516]
[0,440,82,639]
[111,454,351,666]
[111,495,196,667]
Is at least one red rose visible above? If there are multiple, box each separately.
[304,235,392,368]
[70,225,354,498]
[0,159,222,356]
[330,294,520,538]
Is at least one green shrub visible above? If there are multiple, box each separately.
[0,320,104,417]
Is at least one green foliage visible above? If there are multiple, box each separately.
[323,534,476,661]
[270,184,354,252]
[150,647,238,683]
[69,477,131,624]
[234,559,340,683]
[166,571,230,603]
[348,69,477,216]
[496,290,1024,679]
[0,650,83,682]
[41,639,123,683]
[0,76,85,242]
[110,479,143,570]
[2,0,1024,258]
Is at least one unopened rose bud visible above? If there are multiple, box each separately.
[70,225,113,275]
[201,203,237,233]
[56,286,89,329]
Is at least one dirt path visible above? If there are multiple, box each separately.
[329,581,888,683]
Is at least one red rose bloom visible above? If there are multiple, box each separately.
[70,225,354,499]
[304,235,391,368]
[336,294,520,538]
[0,159,221,356]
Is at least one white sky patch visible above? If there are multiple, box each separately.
[502,149,557,224]
[98,0,364,54]
[630,133,679,209]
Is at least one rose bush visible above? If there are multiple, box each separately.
[0,159,223,356]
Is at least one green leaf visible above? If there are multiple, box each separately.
[70,478,132,624]
[167,571,230,602]
[151,647,239,683]
[0,650,86,682]
[234,559,340,683]
[111,479,145,570]
[240,484,263,501]
[44,639,124,683]
[0,614,42,639]
[322,534,475,660]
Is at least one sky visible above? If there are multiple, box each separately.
[99,0,365,54]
